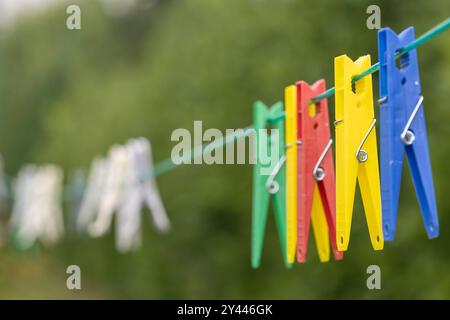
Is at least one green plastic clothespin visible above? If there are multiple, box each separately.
[251,101,291,269]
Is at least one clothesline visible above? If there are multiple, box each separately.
[1,18,449,203]
[153,17,450,173]
[269,17,450,122]
[1,17,449,256]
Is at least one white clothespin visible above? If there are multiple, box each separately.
[137,138,170,233]
[10,165,36,247]
[76,157,109,233]
[115,138,170,253]
[35,165,64,246]
[115,139,143,252]
[88,145,129,237]
[10,165,64,249]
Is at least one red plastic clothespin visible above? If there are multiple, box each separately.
[296,80,343,263]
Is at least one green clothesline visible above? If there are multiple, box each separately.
[1,18,449,201]
[311,17,450,104]
[153,126,254,176]
[153,17,450,176]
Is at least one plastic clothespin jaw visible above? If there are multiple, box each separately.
[285,86,298,265]
[378,27,439,241]
[296,80,343,263]
[334,54,384,252]
[251,101,289,269]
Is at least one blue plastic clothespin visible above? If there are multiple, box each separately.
[378,26,439,241]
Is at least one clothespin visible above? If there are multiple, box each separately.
[116,138,170,253]
[89,145,129,237]
[10,165,35,248]
[285,85,298,265]
[135,138,171,233]
[37,166,65,247]
[251,101,289,269]
[378,27,439,240]
[77,157,109,233]
[334,54,383,251]
[116,140,143,252]
[10,165,64,249]
[296,80,343,263]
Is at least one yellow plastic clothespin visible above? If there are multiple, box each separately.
[285,85,297,264]
[311,185,332,262]
[334,54,384,252]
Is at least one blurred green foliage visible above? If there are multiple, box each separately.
[0,0,449,299]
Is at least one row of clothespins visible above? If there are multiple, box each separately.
[251,26,440,268]
[2,137,170,252]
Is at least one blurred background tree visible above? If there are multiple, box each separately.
[0,0,449,298]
